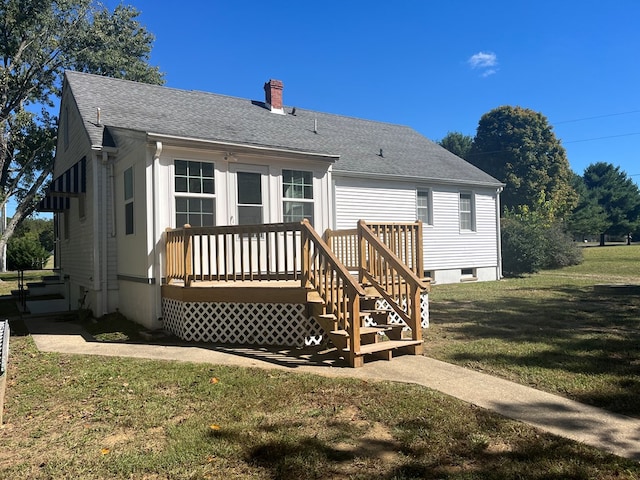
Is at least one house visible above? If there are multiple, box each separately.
[40,71,503,366]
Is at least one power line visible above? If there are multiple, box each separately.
[563,132,640,144]
[554,109,640,124]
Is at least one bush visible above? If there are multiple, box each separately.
[542,222,583,269]
[7,232,50,270]
[501,211,582,277]
[501,214,546,276]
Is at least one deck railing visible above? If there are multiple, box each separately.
[357,220,429,342]
[326,222,424,278]
[164,220,425,361]
[165,223,306,286]
[164,220,365,360]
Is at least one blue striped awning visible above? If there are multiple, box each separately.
[38,157,86,212]
[50,157,86,196]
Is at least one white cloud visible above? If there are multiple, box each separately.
[468,52,498,76]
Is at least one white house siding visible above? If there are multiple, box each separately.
[333,176,417,229]
[55,94,97,312]
[334,176,500,284]
[108,130,158,327]
[426,187,499,283]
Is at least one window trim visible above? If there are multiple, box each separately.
[282,169,314,224]
[173,159,216,228]
[459,191,476,232]
[416,188,432,226]
[124,166,134,235]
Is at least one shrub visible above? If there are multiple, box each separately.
[542,222,583,269]
[7,233,50,270]
[501,214,546,276]
[501,211,582,277]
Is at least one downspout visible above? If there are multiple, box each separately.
[496,186,503,279]
[91,151,101,300]
[100,151,110,315]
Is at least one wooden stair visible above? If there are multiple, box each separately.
[310,291,423,367]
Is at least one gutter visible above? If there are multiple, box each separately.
[333,169,505,189]
[146,132,340,162]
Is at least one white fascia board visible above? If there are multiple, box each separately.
[333,169,505,189]
[146,133,339,163]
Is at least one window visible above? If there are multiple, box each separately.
[237,171,263,225]
[174,160,215,227]
[282,170,314,224]
[124,167,134,235]
[459,192,475,231]
[416,189,432,225]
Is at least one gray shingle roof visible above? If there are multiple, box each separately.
[64,71,502,187]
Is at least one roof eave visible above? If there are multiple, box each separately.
[333,169,505,189]
[146,132,340,162]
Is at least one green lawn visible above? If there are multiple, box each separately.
[2,249,640,478]
[427,244,640,417]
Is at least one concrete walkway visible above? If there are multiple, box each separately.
[23,316,640,461]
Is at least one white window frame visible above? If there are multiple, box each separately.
[173,159,216,228]
[416,188,432,226]
[459,192,476,232]
[124,166,134,235]
[282,169,314,224]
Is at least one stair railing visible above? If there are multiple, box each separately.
[357,220,429,342]
[301,219,365,363]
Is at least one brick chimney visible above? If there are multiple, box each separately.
[264,79,284,114]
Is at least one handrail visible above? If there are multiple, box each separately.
[301,220,365,362]
[358,220,428,341]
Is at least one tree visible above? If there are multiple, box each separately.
[13,217,54,252]
[566,173,610,240]
[438,131,473,160]
[7,232,50,270]
[582,162,640,245]
[469,106,577,220]
[0,1,163,271]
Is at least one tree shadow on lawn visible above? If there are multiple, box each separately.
[428,284,640,416]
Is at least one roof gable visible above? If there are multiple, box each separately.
[63,71,502,187]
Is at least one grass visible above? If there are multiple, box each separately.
[427,244,640,417]
[2,249,640,478]
[2,333,640,479]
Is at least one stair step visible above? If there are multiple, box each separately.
[361,308,392,315]
[358,339,423,355]
[330,325,392,337]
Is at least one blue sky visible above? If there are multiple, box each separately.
[102,0,639,183]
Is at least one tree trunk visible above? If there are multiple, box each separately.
[599,233,605,246]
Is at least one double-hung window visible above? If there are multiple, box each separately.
[124,167,134,235]
[459,192,475,231]
[282,170,314,224]
[416,189,432,226]
[174,160,215,227]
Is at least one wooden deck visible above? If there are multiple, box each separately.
[162,280,310,303]
[162,220,430,367]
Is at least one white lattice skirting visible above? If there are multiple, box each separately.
[162,291,428,348]
[162,298,324,347]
